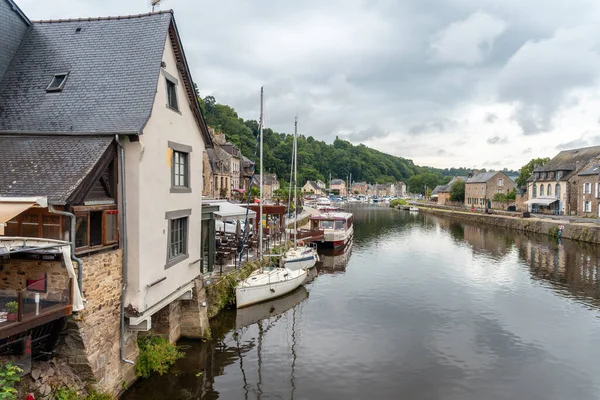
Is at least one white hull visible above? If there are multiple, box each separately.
[283,246,318,271]
[235,286,309,330]
[236,267,307,308]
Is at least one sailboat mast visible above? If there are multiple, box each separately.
[293,116,298,249]
[259,87,264,269]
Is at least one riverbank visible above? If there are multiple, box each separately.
[413,204,600,244]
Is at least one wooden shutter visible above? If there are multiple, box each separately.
[102,210,119,245]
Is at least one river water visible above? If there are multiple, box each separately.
[123,205,600,400]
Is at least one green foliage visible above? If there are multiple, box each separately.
[408,172,448,195]
[219,188,228,199]
[493,189,517,203]
[54,386,79,400]
[516,157,550,188]
[0,362,22,400]
[450,180,465,202]
[389,199,408,208]
[136,337,184,378]
[83,390,115,400]
[5,302,17,314]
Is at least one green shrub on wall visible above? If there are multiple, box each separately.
[0,362,22,400]
[136,336,184,378]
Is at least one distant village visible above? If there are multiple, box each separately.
[204,129,600,219]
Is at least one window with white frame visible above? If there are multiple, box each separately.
[584,182,592,194]
[497,178,503,186]
[540,184,544,196]
[547,184,551,197]
[584,201,592,212]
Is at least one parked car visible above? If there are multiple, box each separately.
[215,220,253,237]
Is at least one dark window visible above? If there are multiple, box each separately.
[46,73,68,92]
[166,78,178,111]
[75,208,118,252]
[90,211,103,246]
[42,215,61,240]
[173,151,188,187]
[169,217,188,260]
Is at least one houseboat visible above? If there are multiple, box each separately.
[308,212,353,248]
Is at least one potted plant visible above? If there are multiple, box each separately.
[6,301,18,322]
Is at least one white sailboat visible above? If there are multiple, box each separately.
[283,116,318,271]
[236,88,307,309]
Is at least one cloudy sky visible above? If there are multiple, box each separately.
[17,0,600,169]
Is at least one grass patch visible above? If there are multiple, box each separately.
[389,199,408,208]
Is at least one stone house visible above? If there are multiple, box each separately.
[255,174,280,200]
[316,180,326,189]
[303,180,323,195]
[240,155,255,192]
[526,145,600,215]
[330,178,346,195]
[0,3,212,395]
[434,176,466,205]
[465,172,515,209]
[576,160,600,217]
[206,147,231,198]
[396,181,407,197]
[351,181,368,195]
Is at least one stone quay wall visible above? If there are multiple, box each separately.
[416,205,600,244]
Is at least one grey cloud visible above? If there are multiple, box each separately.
[556,138,588,150]
[484,113,498,123]
[15,0,600,166]
[522,148,532,154]
[486,136,508,145]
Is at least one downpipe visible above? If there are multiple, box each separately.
[116,134,135,365]
[48,205,83,295]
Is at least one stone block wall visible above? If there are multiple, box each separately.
[0,258,70,304]
[55,249,139,396]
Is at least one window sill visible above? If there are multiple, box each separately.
[165,253,189,269]
[170,187,192,194]
[165,104,181,115]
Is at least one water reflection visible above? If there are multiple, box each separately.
[124,207,600,400]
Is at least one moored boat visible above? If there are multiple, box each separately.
[236,267,307,308]
[308,212,353,248]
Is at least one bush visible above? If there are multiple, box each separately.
[84,390,115,400]
[0,362,22,400]
[136,336,184,378]
[54,386,79,400]
[389,199,408,208]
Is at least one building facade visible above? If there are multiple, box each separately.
[465,172,515,209]
[330,179,346,195]
[526,146,600,215]
[576,162,600,217]
[351,182,368,195]
[303,180,323,195]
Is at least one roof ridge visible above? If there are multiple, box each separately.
[31,9,173,24]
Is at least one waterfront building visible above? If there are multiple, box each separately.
[303,180,324,195]
[465,172,515,209]
[330,179,346,195]
[575,159,600,217]
[351,182,368,195]
[255,174,280,200]
[434,176,467,205]
[526,146,600,215]
[0,2,212,394]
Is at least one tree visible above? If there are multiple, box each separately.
[450,180,465,202]
[516,157,550,188]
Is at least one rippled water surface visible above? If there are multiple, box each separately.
[124,206,600,400]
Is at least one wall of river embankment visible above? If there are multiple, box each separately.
[416,205,600,245]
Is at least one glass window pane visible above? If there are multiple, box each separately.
[22,214,39,237]
[104,212,118,243]
[42,215,62,240]
[75,216,89,248]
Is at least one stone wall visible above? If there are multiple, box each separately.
[55,249,139,396]
[0,258,70,304]
[417,206,600,244]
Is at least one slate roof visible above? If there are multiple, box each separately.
[534,145,600,173]
[0,12,172,134]
[331,179,344,185]
[256,174,278,185]
[431,185,445,195]
[304,181,320,191]
[206,147,230,174]
[0,135,113,204]
[466,171,498,184]
[578,164,600,176]
[433,176,467,193]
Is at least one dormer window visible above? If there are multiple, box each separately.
[46,73,68,92]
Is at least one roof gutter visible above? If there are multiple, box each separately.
[48,205,83,296]
[0,130,137,136]
[115,134,135,365]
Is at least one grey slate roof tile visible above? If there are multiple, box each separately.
[0,135,113,204]
[0,12,171,133]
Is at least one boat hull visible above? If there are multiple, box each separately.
[236,268,307,308]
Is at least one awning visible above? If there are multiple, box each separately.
[206,200,257,221]
[525,197,558,206]
[232,188,246,194]
[0,197,47,235]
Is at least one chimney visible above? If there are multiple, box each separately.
[467,171,474,178]
[575,161,582,171]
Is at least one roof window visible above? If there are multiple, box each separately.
[46,73,68,92]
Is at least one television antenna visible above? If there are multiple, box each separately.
[150,0,167,12]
